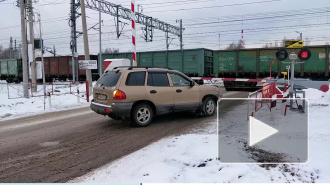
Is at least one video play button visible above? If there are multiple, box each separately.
[218,99,308,163]
[249,116,278,147]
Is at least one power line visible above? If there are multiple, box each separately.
[184,11,330,27]
[167,7,330,23]
[144,0,282,13]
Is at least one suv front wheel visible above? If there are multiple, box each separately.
[131,103,153,127]
[202,97,216,116]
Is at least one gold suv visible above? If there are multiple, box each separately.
[90,67,221,126]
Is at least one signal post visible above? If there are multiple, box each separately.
[272,40,328,112]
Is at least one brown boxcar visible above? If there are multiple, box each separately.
[36,55,99,82]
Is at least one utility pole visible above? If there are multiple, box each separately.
[9,37,13,59]
[20,0,29,98]
[179,19,183,50]
[28,0,36,92]
[165,28,169,51]
[80,0,92,95]
[14,39,17,58]
[53,45,56,57]
[70,0,77,81]
[99,1,103,76]
[37,13,46,109]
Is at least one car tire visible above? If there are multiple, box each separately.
[202,97,216,116]
[131,103,153,127]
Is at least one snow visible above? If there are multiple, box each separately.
[0,81,94,121]
[72,88,330,183]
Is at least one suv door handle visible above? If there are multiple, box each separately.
[150,90,157,94]
[176,89,182,93]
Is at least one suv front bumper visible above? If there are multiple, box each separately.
[90,100,133,119]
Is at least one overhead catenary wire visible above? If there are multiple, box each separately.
[144,0,283,13]
[1,1,329,54]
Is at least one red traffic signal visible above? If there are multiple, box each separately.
[298,48,311,61]
[276,49,288,61]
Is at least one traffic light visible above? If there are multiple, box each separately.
[276,49,288,61]
[298,48,311,61]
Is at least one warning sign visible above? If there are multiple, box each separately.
[78,60,98,69]
[286,40,304,48]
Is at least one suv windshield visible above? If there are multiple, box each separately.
[96,71,121,87]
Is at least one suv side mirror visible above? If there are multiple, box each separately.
[189,81,195,87]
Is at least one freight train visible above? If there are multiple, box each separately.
[1,46,329,86]
[0,55,100,83]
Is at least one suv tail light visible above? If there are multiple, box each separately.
[113,90,126,100]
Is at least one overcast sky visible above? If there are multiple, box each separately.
[0,0,329,56]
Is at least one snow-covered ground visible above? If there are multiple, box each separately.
[0,80,94,120]
[72,88,330,183]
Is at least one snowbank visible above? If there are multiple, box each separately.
[73,88,330,183]
[0,81,94,121]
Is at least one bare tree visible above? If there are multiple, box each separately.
[263,42,274,48]
[225,42,236,50]
[103,47,120,54]
[225,40,245,50]
[0,45,21,59]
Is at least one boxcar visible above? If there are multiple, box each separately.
[36,55,99,82]
[0,59,22,83]
[102,48,214,77]
[213,45,330,80]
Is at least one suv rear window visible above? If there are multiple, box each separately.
[147,73,169,86]
[126,72,146,86]
[96,71,121,87]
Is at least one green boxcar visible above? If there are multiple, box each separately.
[183,49,204,75]
[238,50,257,76]
[101,48,213,77]
[213,51,236,77]
[152,52,167,68]
[139,52,153,67]
[259,49,280,77]
[0,60,8,78]
[168,51,182,71]
[214,45,330,79]
[0,59,22,81]
[102,46,330,79]
[204,50,214,77]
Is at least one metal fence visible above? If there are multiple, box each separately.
[30,81,90,102]
[3,81,90,102]
[5,83,29,99]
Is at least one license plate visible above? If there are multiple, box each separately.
[98,94,107,100]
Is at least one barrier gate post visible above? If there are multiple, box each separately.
[86,81,90,102]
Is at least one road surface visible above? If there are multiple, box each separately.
[0,89,249,182]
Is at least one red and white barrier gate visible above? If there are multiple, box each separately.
[190,77,267,83]
[247,82,284,121]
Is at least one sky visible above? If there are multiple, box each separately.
[0,0,329,57]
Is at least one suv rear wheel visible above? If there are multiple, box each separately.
[202,97,216,116]
[131,103,153,127]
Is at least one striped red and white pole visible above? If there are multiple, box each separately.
[190,77,267,83]
[131,0,137,66]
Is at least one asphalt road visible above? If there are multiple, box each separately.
[0,89,249,183]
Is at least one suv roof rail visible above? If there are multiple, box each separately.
[112,66,131,70]
[127,66,173,70]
